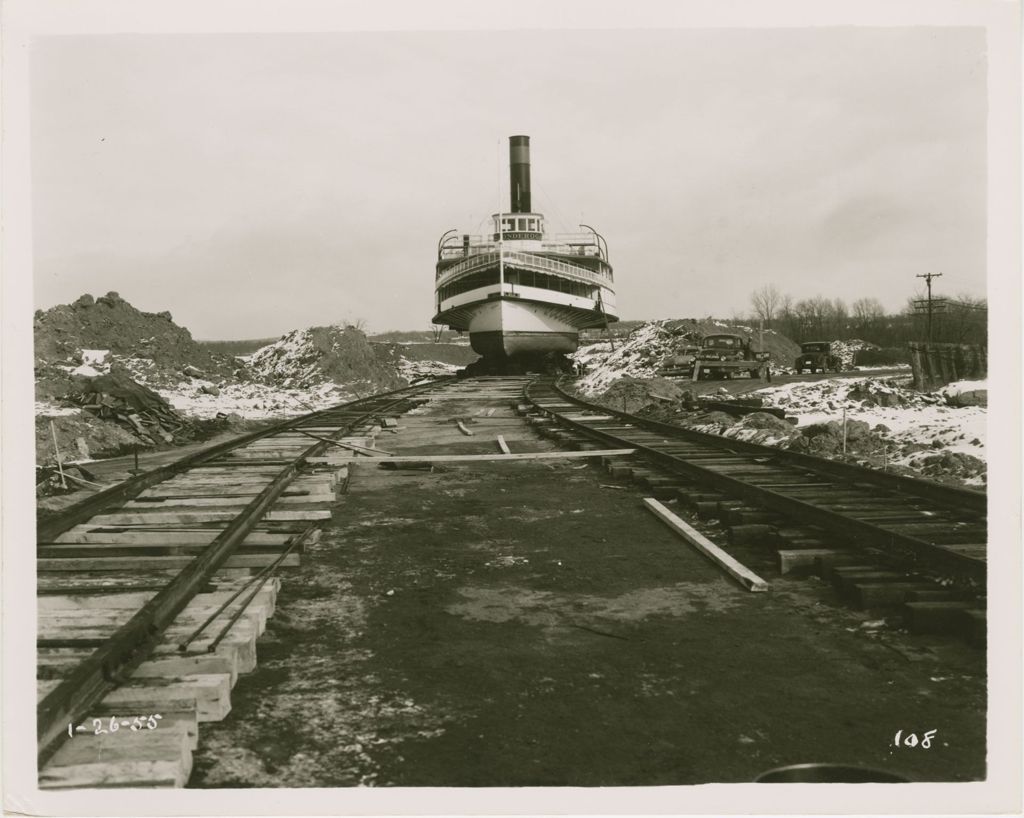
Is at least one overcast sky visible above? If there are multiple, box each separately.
[31,28,986,339]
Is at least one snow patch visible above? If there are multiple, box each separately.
[35,401,82,418]
[81,349,110,366]
[753,376,986,463]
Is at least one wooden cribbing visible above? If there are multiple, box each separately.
[643,498,769,592]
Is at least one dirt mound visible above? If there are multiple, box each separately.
[383,342,479,367]
[35,292,234,376]
[248,325,406,392]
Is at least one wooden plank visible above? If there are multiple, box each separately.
[456,421,474,436]
[106,674,233,722]
[87,508,329,525]
[38,610,264,641]
[40,730,193,789]
[124,493,335,508]
[496,435,511,455]
[38,542,296,559]
[643,498,769,592]
[350,448,636,464]
[40,598,273,636]
[39,553,301,571]
[53,529,292,545]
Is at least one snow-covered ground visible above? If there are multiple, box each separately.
[938,379,988,401]
[751,376,986,474]
[41,335,461,423]
[247,329,326,386]
[35,401,83,418]
[396,358,461,381]
[156,380,356,420]
[571,324,674,394]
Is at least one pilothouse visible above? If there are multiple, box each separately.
[433,135,618,369]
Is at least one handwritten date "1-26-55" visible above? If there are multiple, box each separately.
[67,714,163,737]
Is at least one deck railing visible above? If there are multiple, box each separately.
[435,250,612,289]
[439,232,605,262]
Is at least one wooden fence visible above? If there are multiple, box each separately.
[908,342,987,389]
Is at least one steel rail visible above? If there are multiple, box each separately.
[37,378,451,542]
[36,381,446,767]
[548,378,986,515]
[524,379,985,585]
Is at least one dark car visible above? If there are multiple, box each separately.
[795,341,842,374]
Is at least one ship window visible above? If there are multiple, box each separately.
[438,268,500,301]
[513,269,595,300]
[528,219,537,231]
[517,218,527,231]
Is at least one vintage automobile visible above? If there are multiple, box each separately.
[656,345,702,377]
[795,341,843,374]
[695,334,770,379]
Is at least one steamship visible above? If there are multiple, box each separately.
[432,135,617,360]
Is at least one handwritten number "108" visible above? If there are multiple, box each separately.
[894,729,937,748]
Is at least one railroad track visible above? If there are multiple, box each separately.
[524,378,987,591]
[35,378,454,788]
[35,372,987,787]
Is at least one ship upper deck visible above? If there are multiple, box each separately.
[437,225,613,285]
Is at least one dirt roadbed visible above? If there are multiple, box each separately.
[189,391,985,786]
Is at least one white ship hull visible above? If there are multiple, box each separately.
[465,297,580,357]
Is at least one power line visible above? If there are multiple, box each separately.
[915,272,943,342]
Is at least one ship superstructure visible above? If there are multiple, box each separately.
[433,135,617,361]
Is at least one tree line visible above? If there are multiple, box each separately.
[748,284,986,348]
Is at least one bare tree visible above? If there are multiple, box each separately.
[339,317,367,333]
[852,297,885,323]
[942,293,987,344]
[851,297,885,338]
[750,284,783,328]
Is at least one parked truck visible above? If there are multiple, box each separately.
[794,341,843,374]
[693,334,770,380]
[656,344,701,378]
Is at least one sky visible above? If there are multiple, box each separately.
[31,28,987,339]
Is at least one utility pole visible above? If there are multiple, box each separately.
[916,272,943,342]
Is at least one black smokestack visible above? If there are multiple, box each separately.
[509,135,531,213]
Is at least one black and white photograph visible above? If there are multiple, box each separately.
[2,1,1020,815]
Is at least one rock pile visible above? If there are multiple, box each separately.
[829,339,879,369]
[938,379,988,407]
[598,377,693,414]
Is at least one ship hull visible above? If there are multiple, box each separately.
[466,297,580,357]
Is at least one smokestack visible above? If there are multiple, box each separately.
[509,135,531,213]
